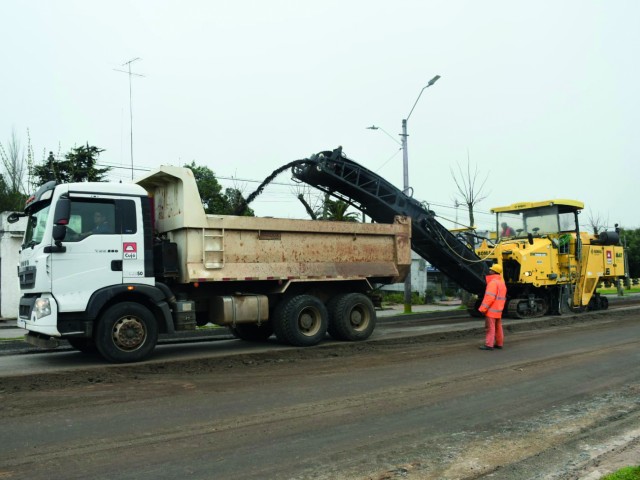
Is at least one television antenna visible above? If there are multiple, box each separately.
[114,57,145,179]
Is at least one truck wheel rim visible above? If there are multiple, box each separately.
[112,316,147,351]
[298,308,321,336]
[349,306,369,332]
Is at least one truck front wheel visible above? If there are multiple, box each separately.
[273,295,328,347]
[95,302,159,363]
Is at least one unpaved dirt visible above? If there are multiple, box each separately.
[0,310,639,479]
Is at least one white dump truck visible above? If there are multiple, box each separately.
[14,165,411,362]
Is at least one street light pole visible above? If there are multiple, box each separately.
[399,74,441,313]
[401,119,409,194]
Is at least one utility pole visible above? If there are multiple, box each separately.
[398,74,441,313]
[114,58,144,180]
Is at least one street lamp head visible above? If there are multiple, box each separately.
[407,74,442,121]
[366,125,402,146]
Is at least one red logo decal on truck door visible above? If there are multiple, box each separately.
[123,242,137,260]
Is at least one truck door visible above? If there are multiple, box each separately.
[50,197,126,314]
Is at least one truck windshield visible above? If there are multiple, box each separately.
[23,204,50,248]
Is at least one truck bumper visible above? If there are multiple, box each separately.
[18,293,62,338]
[24,332,61,349]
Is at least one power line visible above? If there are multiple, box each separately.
[98,161,150,172]
[96,161,498,222]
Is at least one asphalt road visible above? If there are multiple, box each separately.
[1,309,639,479]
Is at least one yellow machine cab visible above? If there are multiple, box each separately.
[490,199,584,240]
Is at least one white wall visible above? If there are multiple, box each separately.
[0,212,26,319]
[380,251,429,293]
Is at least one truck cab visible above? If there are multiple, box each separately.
[16,180,165,360]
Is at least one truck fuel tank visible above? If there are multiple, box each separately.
[212,295,269,325]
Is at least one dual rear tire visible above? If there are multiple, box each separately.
[273,295,328,347]
[272,293,376,347]
[326,293,376,341]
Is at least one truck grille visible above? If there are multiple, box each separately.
[19,266,36,288]
[19,296,36,319]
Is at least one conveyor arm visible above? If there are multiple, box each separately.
[292,148,488,295]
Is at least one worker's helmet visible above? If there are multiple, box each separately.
[490,263,503,275]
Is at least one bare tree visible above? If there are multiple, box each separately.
[292,183,323,220]
[586,208,609,235]
[450,150,489,228]
[0,127,27,194]
[296,194,316,219]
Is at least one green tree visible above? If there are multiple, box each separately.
[184,161,254,216]
[223,187,254,216]
[296,190,360,222]
[0,174,26,212]
[621,228,640,278]
[317,198,360,222]
[32,144,111,186]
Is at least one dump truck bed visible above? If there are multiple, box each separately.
[168,215,411,284]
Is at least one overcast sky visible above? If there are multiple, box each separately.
[2,0,639,231]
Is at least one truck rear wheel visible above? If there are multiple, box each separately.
[273,295,328,347]
[327,293,376,341]
[95,302,158,363]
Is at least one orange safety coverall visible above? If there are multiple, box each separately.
[478,273,507,347]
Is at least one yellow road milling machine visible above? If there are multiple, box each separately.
[474,199,626,318]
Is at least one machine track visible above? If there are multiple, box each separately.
[506,297,549,319]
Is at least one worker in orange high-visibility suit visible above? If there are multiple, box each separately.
[478,263,507,351]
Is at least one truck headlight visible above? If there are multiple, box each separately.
[34,298,52,319]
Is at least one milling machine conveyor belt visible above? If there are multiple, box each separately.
[292,147,489,295]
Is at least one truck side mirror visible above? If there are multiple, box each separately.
[52,225,67,242]
[53,198,70,225]
[7,212,25,224]
[44,224,68,253]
